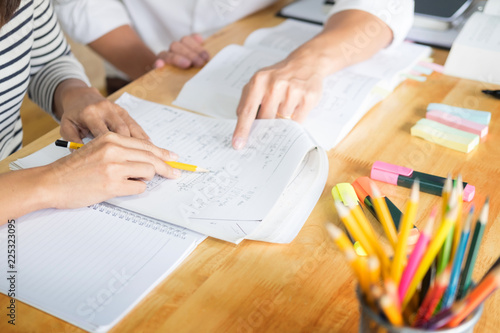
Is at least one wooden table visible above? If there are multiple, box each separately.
[1,1,500,332]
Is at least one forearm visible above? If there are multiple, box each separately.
[286,10,393,78]
[0,167,56,222]
[89,25,156,80]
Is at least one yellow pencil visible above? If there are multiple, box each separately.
[346,198,391,274]
[367,256,381,285]
[391,180,420,284]
[165,161,209,173]
[370,182,398,250]
[379,294,404,326]
[402,204,458,309]
[54,139,209,172]
[325,223,354,253]
[335,202,379,258]
[345,248,370,294]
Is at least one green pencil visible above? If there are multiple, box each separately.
[457,198,489,299]
[436,178,455,274]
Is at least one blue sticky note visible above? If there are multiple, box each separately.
[427,103,491,125]
[412,65,433,75]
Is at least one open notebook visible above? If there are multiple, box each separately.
[0,205,205,332]
[11,93,329,244]
[173,20,432,150]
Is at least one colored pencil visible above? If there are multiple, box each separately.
[379,294,404,326]
[392,181,419,284]
[326,223,354,253]
[437,176,454,274]
[370,182,399,250]
[457,198,489,299]
[346,197,392,271]
[399,208,437,302]
[402,203,458,309]
[451,175,464,260]
[443,264,500,328]
[413,266,452,327]
[368,256,381,285]
[441,208,472,309]
[334,202,378,258]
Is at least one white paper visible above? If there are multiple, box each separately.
[0,205,204,332]
[484,0,500,16]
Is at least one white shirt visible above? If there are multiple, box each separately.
[53,0,414,78]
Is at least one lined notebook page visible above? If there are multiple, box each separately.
[0,205,205,332]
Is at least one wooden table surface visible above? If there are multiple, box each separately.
[1,1,500,332]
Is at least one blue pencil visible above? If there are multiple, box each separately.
[441,207,473,309]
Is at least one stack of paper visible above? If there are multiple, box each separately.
[444,0,500,83]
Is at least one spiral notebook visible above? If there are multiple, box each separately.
[0,203,205,332]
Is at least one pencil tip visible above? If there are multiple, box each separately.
[479,199,490,224]
[197,168,210,173]
[325,223,342,239]
[411,179,420,201]
[369,181,382,198]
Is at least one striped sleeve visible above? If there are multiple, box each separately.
[27,0,90,119]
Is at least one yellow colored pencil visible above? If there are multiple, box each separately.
[402,204,458,309]
[335,202,378,258]
[325,223,354,253]
[367,256,381,285]
[379,295,404,326]
[391,180,420,284]
[370,182,399,250]
[165,161,209,173]
[345,249,370,294]
[54,139,209,173]
[346,198,391,274]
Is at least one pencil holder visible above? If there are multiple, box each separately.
[357,289,483,333]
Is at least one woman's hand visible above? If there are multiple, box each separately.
[155,34,210,69]
[54,79,149,142]
[46,132,180,209]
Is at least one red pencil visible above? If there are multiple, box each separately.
[413,266,451,327]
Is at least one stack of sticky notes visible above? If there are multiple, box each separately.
[411,103,491,153]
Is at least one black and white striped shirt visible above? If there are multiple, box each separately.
[0,0,89,160]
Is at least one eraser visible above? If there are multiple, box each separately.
[411,119,479,153]
[426,110,488,138]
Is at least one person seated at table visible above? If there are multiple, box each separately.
[53,0,413,149]
[0,0,180,222]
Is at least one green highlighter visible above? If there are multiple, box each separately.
[332,183,368,256]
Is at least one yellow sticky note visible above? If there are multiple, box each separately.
[411,119,479,153]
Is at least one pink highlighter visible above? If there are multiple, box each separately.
[371,161,475,202]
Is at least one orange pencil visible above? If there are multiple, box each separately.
[446,265,500,327]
